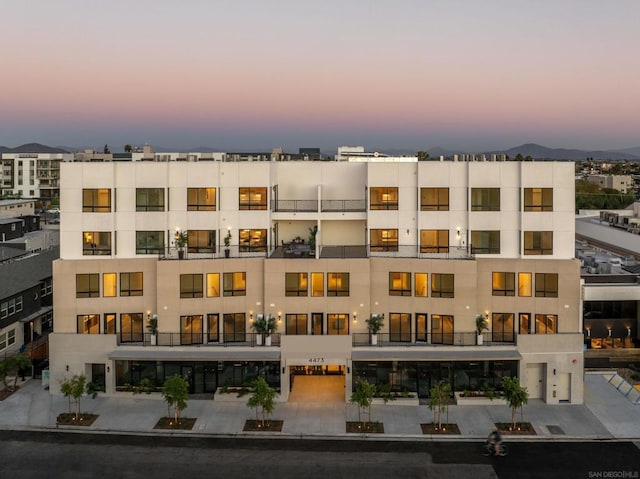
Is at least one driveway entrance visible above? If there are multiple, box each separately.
[288,369,345,403]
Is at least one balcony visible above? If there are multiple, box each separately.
[271,199,318,212]
[118,332,281,347]
[352,332,515,347]
[321,199,366,212]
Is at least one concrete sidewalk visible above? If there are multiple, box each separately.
[0,371,636,440]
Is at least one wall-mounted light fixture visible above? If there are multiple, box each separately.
[107,366,110,373]
[553,369,556,376]
[66,365,69,372]
[278,312,282,322]
[456,227,461,238]
[586,327,591,337]
[353,312,357,322]
[249,311,254,322]
[628,327,632,337]
[608,327,612,337]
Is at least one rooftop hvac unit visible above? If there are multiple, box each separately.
[598,262,612,274]
[587,266,598,274]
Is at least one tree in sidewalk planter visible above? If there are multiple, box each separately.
[0,353,32,392]
[350,378,377,427]
[162,374,189,423]
[428,381,451,430]
[501,376,529,430]
[246,376,276,428]
[59,374,88,421]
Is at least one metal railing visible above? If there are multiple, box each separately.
[117,332,281,347]
[352,332,516,347]
[321,199,366,212]
[271,199,318,212]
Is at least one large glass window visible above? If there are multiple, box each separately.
[311,273,324,297]
[82,188,111,212]
[180,274,203,298]
[524,231,553,255]
[181,315,203,345]
[492,313,515,342]
[239,187,267,210]
[136,188,164,211]
[535,273,558,297]
[524,188,553,212]
[415,313,428,342]
[120,313,143,343]
[389,272,411,296]
[223,313,246,342]
[370,228,398,252]
[223,272,246,296]
[470,231,500,254]
[518,273,532,297]
[239,229,267,252]
[420,229,449,253]
[103,273,117,297]
[207,314,219,342]
[120,272,143,296]
[104,313,116,334]
[492,272,515,296]
[187,230,216,253]
[471,188,500,211]
[431,315,453,344]
[327,314,349,335]
[370,187,398,210]
[327,273,349,296]
[285,273,308,297]
[187,187,216,211]
[77,314,100,334]
[286,314,307,335]
[415,273,428,297]
[535,314,557,334]
[389,313,411,342]
[82,231,111,255]
[136,231,164,254]
[76,273,99,298]
[431,274,454,298]
[519,313,531,334]
[420,187,449,211]
[206,273,220,297]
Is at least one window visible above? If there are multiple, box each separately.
[524,231,553,255]
[206,273,220,297]
[239,187,267,210]
[120,313,143,342]
[518,273,532,297]
[535,273,558,298]
[136,231,164,254]
[82,188,111,212]
[187,230,216,253]
[180,274,203,298]
[492,272,515,296]
[1,297,23,318]
[420,187,449,211]
[370,228,398,252]
[223,272,246,296]
[187,187,216,211]
[239,229,267,252]
[519,313,531,334]
[120,272,143,296]
[431,273,454,298]
[312,313,323,335]
[77,314,100,334]
[370,187,398,210]
[415,313,428,342]
[82,231,111,255]
[492,313,515,342]
[389,272,411,296]
[286,314,307,335]
[420,229,449,253]
[311,273,324,297]
[223,313,246,342]
[524,188,553,212]
[76,273,99,298]
[136,188,164,211]
[286,273,308,296]
[471,231,500,254]
[389,313,411,342]
[535,314,557,334]
[327,273,349,296]
[181,315,203,345]
[415,273,428,297]
[207,314,219,342]
[0,329,16,352]
[103,273,117,297]
[40,278,52,297]
[431,315,453,344]
[104,313,116,334]
[327,314,349,335]
[471,188,500,211]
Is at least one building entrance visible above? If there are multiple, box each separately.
[288,365,345,403]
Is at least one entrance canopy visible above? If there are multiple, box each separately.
[352,348,521,362]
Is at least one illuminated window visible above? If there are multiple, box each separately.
[535,273,558,297]
[524,188,553,212]
[327,314,349,335]
[223,272,246,296]
[389,313,411,342]
[285,273,308,296]
[82,231,111,255]
[471,188,500,211]
[492,272,515,296]
[120,313,143,343]
[180,274,203,298]
[207,314,219,342]
[535,314,557,334]
[239,187,267,210]
[416,313,428,342]
[77,314,100,334]
[524,231,553,255]
[431,315,454,344]
[327,273,349,296]
[420,229,449,253]
[311,273,324,297]
[103,273,117,297]
[286,314,307,335]
[389,272,411,296]
[420,187,449,211]
[415,273,428,297]
[76,274,99,298]
[518,273,532,297]
[206,273,220,297]
[471,231,500,254]
[187,187,216,211]
[120,272,143,296]
[370,187,398,210]
[82,188,111,212]
[180,315,203,345]
[431,274,454,298]
[370,229,398,252]
[188,230,216,253]
[492,313,515,342]
[239,229,267,252]
[519,313,531,334]
[136,188,164,211]
[104,313,116,334]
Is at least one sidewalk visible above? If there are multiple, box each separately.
[0,371,636,440]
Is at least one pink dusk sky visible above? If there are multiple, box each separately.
[1,0,639,152]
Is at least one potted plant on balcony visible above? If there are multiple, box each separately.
[251,314,277,346]
[366,313,384,345]
[147,314,158,346]
[308,225,318,253]
[174,230,188,259]
[224,230,232,258]
[476,313,489,345]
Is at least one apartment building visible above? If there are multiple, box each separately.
[49,156,583,403]
[0,153,73,201]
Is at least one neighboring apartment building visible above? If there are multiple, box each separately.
[0,153,73,201]
[585,174,634,194]
[49,156,582,403]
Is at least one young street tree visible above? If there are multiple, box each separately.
[501,376,529,430]
[0,354,32,392]
[428,380,451,430]
[60,374,88,421]
[349,378,376,426]
[162,374,189,423]
[247,376,276,427]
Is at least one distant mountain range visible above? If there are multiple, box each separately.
[1,142,640,160]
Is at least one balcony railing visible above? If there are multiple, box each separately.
[352,332,516,347]
[321,199,366,212]
[117,332,281,347]
[271,199,318,212]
